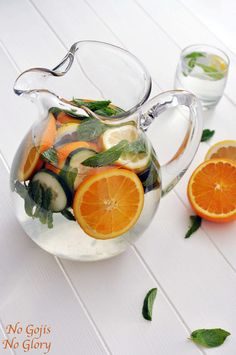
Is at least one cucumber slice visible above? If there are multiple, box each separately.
[65,148,97,189]
[32,169,72,212]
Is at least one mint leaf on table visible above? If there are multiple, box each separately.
[77,119,107,141]
[185,215,202,238]
[142,288,157,321]
[201,129,215,142]
[82,140,129,167]
[41,148,58,165]
[190,328,230,348]
[61,209,76,221]
[73,99,111,111]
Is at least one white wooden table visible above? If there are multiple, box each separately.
[1,1,236,354]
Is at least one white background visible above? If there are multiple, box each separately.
[0,1,236,354]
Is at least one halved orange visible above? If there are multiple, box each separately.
[187,159,236,223]
[205,140,236,162]
[18,113,56,181]
[73,168,144,239]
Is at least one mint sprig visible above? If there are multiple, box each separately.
[185,215,202,238]
[77,119,107,141]
[201,129,215,142]
[82,140,129,167]
[142,288,157,321]
[190,328,230,348]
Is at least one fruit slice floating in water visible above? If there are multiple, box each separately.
[56,112,82,125]
[73,168,144,239]
[55,123,80,145]
[45,141,98,174]
[18,113,56,181]
[205,140,236,162]
[187,159,236,223]
[101,125,150,173]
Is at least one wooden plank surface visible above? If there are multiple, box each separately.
[0,0,236,354]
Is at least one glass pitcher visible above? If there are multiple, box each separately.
[10,41,203,261]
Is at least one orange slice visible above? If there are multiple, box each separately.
[57,112,82,125]
[187,159,236,223]
[45,141,99,174]
[205,140,236,162]
[18,113,56,181]
[73,168,144,239]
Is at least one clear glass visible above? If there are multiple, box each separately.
[174,44,229,109]
[10,41,203,261]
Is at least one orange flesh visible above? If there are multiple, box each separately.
[210,146,236,161]
[73,168,144,239]
[188,159,236,222]
[18,113,56,181]
[56,112,82,125]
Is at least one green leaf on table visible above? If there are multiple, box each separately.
[201,129,215,142]
[185,215,202,238]
[41,148,58,165]
[190,328,230,348]
[61,209,76,221]
[77,119,107,141]
[142,288,157,321]
[73,99,111,111]
[82,140,129,167]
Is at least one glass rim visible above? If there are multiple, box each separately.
[180,44,230,74]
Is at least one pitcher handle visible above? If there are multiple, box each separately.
[139,90,203,196]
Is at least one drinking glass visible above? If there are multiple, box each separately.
[174,44,229,109]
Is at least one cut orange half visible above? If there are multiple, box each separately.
[205,140,236,162]
[18,113,56,181]
[187,159,236,223]
[73,168,144,239]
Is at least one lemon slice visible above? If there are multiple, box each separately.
[101,125,150,172]
[210,54,227,71]
[205,140,236,162]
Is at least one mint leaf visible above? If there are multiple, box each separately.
[73,99,111,111]
[61,209,76,221]
[142,288,157,321]
[125,138,147,155]
[14,180,28,199]
[190,328,230,348]
[60,167,77,191]
[77,119,107,141]
[95,105,125,117]
[139,163,160,193]
[185,52,205,60]
[201,129,215,142]
[41,148,58,165]
[82,140,128,167]
[195,63,225,80]
[185,215,202,238]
